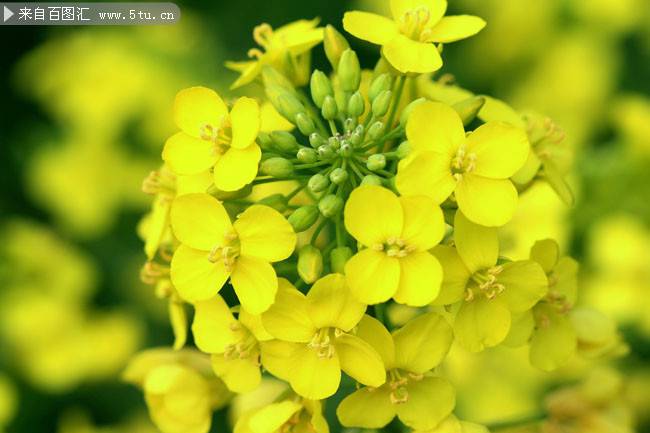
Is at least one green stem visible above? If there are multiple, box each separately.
[294,161,329,170]
[310,218,329,244]
[386,75,406,130]
[329,119,338,136]
[298,89,328,136]
[285,183,306,201]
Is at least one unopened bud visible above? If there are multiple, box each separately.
[400,98,426,128]
[260,157,294,178]
[330,246,353,273]
[262,65,295,90]
[361,174,383,186]
[453,96,486,126]
[267,85,305,123]
[297,147,318,163]
[310,70,333,108]
[309,132,326,148]
[347,91,365,118]
[256,132,274,151]
[369,73,392,102]
[338,49,361,92]
[349,131,363,146]
[318,144,335,159]
[298,245,323,284]
[368,121,385,140]
[339,142,353,157]
[288,205,319,232]
[319,194,344,218]
[343,118,356,132]
[270,131,299,152]
[396,141,411,159]
[330,168,349,185]
[328,136,341,149]
[322,95,338,120]
[295,112,316,135]
[372,90,392,117]
[367,154,386,171]
[324,25,350,70]
[308,173,330,193]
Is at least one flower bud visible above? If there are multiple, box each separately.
[262,65,295,90]
[260,157,294,178]
[295,112,316,135]
[298,245,323,284]
[324,25,350,71]
[330,246,353,273]
[318,144,335,159]
[369,73,392,102]
[328,136,341,149]
[321,95,338,120]
[330,168,349,185]
[297,147,318,163]
[310,70,333,108]
[367,121,385,140]
[256,132,274,151]
[396,141,411,159]
[361,174,383,186]
[338,49,361,92]
[349,131,363,146]
[270,131,299,152]
[288,205,319,232]
[339,142,353,157]
[400,98,426,128]
[453,96,486,126]
[347,91,365,118]
[343,118,356,132]
[335,88,349,117]
[308,173,329,193]
[319,194,343,218]
[367,154,386,171]
[309,132,326,148]
[267,85,305,123]
[372,90,392,117]
[258,193,289,212]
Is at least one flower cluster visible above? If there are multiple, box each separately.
[130,1,621,433]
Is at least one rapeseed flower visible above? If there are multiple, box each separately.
[234,399,328,433]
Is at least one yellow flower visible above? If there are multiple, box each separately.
[337,314,455,430]
[0,374,17,432]
[343,185,445,306]
[192,295,273,393]
[226,19,324,89]
[396,101,529,227]
[169,193,296,314]
[260,275,385,399]
[163,87,262,192]
[234,399,328,433]
[343,0,485,73]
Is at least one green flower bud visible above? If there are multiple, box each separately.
[369,73,392,102]
[343,118,356,132]
[349,131,363,146]
[309,132,326,148]
[347,92,365,118]
[324,25,350,71]
[298,245,323,284]
[270,131,299,152]
[372,90,392,117]
[321,95,338,121]
[335,88,349,117]
[288,205,319,232]
[330,246,353,273]
[453,96,486,126]
[209,184,253,200]
[367,154,386,171]
[367,121,385,140]
[310,70,333,108]
[295,113,316,135]
[361,174,383,186]
[297,147,318,163]
[256,132,274,151]
[330,168,349,185]
[258,193,288,212]
[318,194,344,218]
[318,144,335,160]
[338,49,361,92]
[262,65,295,90]
[328,136,340,150]
[260,157,294,178]
[400,97,426,128]
[308,173,330,193]
[396,141,411,159]
[267,84,305,122]
[339,142,353,157]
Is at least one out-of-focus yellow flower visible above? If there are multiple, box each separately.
[418,415,489,433]
[337,314,454,430]
[163,87,262,192]
[234,398,328,433]
[227,19,324,89]
[260,275,385,399]
[169,193,296,313]
[343,0,485,73]
[343,185,445,305]
[397,101,529,226]
[0,375,17,433]
[611,94,650,154]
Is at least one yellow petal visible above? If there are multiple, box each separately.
[235,205,297,262]
[259,340,299,381]
[307,273,366,332]
[239,309,273,342]
[145,195,171,260]
[455,174,518,227]
[390,0,447,23]
[530,239,560,274]
[290,345,341,399]
[170,193,232,251]
[383,35,442,74]
[453,211,498,273]
[170,245,230,302]
[454,297,511,352]
[396,152,456,204]
[396,377,455,430]
[337,385,396,428]
[213,144,261,192]
[431,245,471,305]
[163,132,218,175]
[261,280,316,342]
[399,196,445,250]
[342,11,399,45]
[260,102,294,132]
[192,296,237,354]
[230,97,261,150]
[344,185,403,246]
[211,353,261,393]
[170,300,188,350]
[392,312,453,373]
[465,122,529,179]
[499,261,548,313]
[393,252,443,306]
[174,87,228,137]
[345,249,400,305]
[530,309,576,371]
[335,334,386,387]
[228,61,263,90]
[406,102,465,156]
[231,255,278,315]
[355,315,395,368]
[424,15,486,43]
[248,401,302,433]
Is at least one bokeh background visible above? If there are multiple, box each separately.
[1,0,649,432]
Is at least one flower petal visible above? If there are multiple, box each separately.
[390,0,447,23]
[248,401,302,433]
[399,195,445,251]
[499,261,548,313]
[530,307,576,371]
[235,204,297,262]
[170,245,230,302]
[170,193,232,251]
[213,144,261,192]
[174,87,228,137]
[455,174,518,227]
[453,211,498,273]
[211,353,261,393]
[337,385,396,428]
[163,132,218,175]
[465,121,529,179]
[335,334,386,387]
[396,152,456,204]
[406,101,465,156]
[307,273,366,332]
[290,345,341,399]
[355,315,395,368]
[261,279,316,342]
[383,35,442,74]
[345,185,403,246]
[393,252,443,306]
[454,297,511,352]
[431,245,471,305]
[342,11,399,45]
[345,249,400,305]
[230,97,261,150]
[192,296,237,353]
[424,15,486,43]
[259,340,299,381]
[396,376,455,430]
[392,312,453,373]
[231,255,278,315]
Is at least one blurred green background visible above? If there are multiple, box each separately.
[1,0,649,432]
